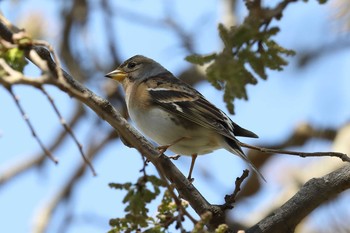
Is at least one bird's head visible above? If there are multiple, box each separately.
[105,55,167,84]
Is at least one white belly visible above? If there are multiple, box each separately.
[128,106,221,155]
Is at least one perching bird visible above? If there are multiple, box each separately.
[106,55,264,181]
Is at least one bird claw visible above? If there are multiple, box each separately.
[157,137,187,155]
[157,145,170,154]
[187,176,194,183]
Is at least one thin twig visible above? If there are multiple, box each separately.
[239,142,350,162]
[0,104,84,185]
[163,176,197,226]
[40,87,97,176]
[6,87,58,163]
[139,154,148,177]
[221,169,249,210]
[32,129,115,233]
[101,0,120,64]
[148,154,198,225]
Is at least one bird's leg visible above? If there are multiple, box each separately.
[157,145,170,154]
[157,137,186,154]
[169,154,181,160]
[187,154,197,182]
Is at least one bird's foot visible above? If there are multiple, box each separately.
[157,137,187,155]
[187,176,194,183]
[157,144,171,154]
[186,154,197,183]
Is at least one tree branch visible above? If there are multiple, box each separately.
[247,164,350,233]
[239,142,350,162]
[2,15,350,233]
[0,104,84,185]
[32,129,116,233]
[0,19,229,231]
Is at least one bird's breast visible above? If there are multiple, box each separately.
[128,106,221,156]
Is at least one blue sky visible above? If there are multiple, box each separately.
[1,1,350,233]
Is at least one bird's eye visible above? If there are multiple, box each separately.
[127,62,137,69]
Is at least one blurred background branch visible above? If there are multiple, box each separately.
[1,0,350,232]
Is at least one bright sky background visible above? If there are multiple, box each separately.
[1,0,350,233]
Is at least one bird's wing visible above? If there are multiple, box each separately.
[144,73,258,140]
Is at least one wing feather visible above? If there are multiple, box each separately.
[144,73,257,139]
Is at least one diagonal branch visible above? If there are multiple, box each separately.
[5,86,58,163]
[40,87,96,176]
[247,164,350,233]
[0,104,84,185]
[1,17,350,233]
[32,129,116,233]
[0,20,226,230]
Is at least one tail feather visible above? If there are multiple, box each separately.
[232,122,259,138]
[223,137,266,182]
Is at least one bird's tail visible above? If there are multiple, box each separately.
[223,137,266,182]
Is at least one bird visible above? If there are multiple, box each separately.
[105,55,264,181]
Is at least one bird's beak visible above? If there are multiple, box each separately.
[105,69,127,82]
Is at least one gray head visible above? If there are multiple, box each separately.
[105,55,168,83]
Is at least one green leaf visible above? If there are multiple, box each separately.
[185,53,217,65]
[184,1,300,114]
[109,175,168,232]
[147,175,166,188]
[215,224,229,233]
[206,55,257,114]
[0,47,28,72]
[218,23,232,48]
[266,27,280,36]
[109,182,132,190]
